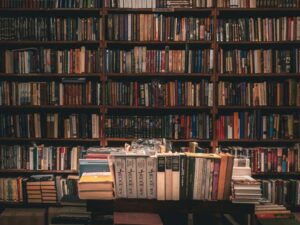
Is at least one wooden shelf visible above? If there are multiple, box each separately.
[0,40,100,45]
[107,106,212,110]
[218,8,300,12]
[252,172,300,177]
[218,139,300,145]
[0,8,101,12]
[0,105,101,110]
[106,40,212,45]
[218,73,300,78]
[106,8,212,13]
[87,199,254,214]
[217,8,300,17]
[219,41,300,46]
[0,138,101,143]
[217,106,300,111]
[0,169,78,174]
[106,72,212,78]
[0,202,60,208]
[0,73,101,78]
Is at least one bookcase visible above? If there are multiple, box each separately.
[0,0,300,211]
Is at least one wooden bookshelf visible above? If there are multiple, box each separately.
[106,8,213,13]
[252,172,300,178]
[0,41,100,45]
[87,199,254,214]
[218,41,300,46]
[0,169,78,175]
[0,105,101,110]
[0,137,102,143]
[0,73,102,78]
[106,72,212,78]
[0,1,300,211]
[106,41,213,45]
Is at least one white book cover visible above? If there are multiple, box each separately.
[114,157,127,198]
[29,147,34,170]
[172,154,180,200]
[147,156,157,199]
[120,0,124,8]
[136,157,147,199]
[126,157,137,198]
[157,155,166,200]
[165,155,173,200]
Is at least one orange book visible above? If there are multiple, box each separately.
[233,112,239,139]
[217,153,229,200]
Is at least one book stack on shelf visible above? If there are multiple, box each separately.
[110,144,234,201]
[78,172,114,200]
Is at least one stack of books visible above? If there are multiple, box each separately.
[78,172,114,200]
[256,203,292,217]
[232,176,262,204]
[26,175,57,203]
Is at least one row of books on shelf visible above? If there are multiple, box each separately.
[0,113,100,138]
[261,179,300,206]
[222,145,300,173]
[105,80,213,107]
[0,0,102,8]
[0,79,213,107]
[1,0,298,8]
[0,17,101,41]
[219,48,300,74]
[111,152,233,200]
[218,80,300,106]
[0,145,84,171]
[0,79,102,106]
[2,16,300,43]
[0,113,212,139]
[0,175,78,203]
[2,47,103,74]
[217,17,300,42]
[217,111,300,140]
[105,0,213,8]
[105,114,212,139]
[105,47,214,73]
[4,77,300,107]
[3,48,300,75]
[216,0,300,8]
[106,14,213,41]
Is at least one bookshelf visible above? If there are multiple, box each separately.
[0,0,300,211]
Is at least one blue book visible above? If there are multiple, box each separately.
[124,15,128,41]
[239,112,244,139]
[199,50,202,73]
[79,159,109,176]
[192,115,196,138]
[269,115,274,138]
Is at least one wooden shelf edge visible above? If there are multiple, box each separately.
[106,106,212,110]
[0,169,78,174]
[106,41,212,45]
[0,138,102,142]
[0,105,101,110]
[217,106,300,110]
